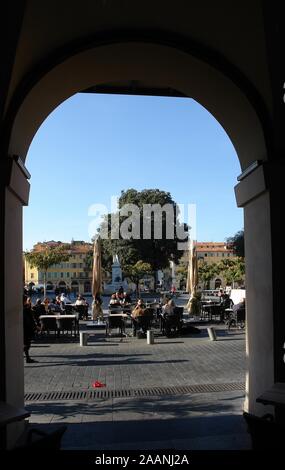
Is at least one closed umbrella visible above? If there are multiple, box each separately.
[92,237,103,321]
[186,240,198,313]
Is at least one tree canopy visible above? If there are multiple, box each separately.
[99,188,188,273]
[217,257,245,286]
[198,261,219,289]
[25,245,69,296]
[124,260,152,297]
[226,230,244,258]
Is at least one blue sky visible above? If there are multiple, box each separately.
[23,93,243,250]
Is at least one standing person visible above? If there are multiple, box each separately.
[23,295,38,363]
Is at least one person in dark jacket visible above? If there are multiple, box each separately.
[23,295,38,363]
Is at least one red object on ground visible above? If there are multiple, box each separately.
[92,381,106,388]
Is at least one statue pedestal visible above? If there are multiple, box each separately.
[103,254,128,294]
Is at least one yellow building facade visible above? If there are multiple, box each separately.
[195,242,236,289]
[24,240,93,295]
[176,242,238,290]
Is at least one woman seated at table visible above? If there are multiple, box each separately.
[131,299,147,336]
[162,298,176,317]
[131,299,146,317]
[75,295,87,306]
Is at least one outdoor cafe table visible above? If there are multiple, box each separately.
[201,302,221,321]
[39,314,79,336]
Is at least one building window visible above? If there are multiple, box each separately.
[66,272,70,278]
[31,273,34,279]
[205,253,207,257]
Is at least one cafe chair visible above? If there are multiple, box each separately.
[106,315,125,337]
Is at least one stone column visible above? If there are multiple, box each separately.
[235,162,275,414]
[2,156,30,448]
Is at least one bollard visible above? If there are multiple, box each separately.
[207,327,217,341]
[80,331,89,346]
[147,330,154,344]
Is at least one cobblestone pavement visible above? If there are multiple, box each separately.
[25,325,245,392]
[24,325,249,449]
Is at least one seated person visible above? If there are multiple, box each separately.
[220,293,232,308]
[162,299,176,317]
[131,299,146,318]
[117,290,124,301]
[122,292,132,305]
[218,288,224,299]
[60,293,71,304]
[48,298,62,313]
[233,297,245,313]
[162,299,181,336]
[131,299,147,336]
[75,295,87,306]
[43,297,50,313]
[219,293,232,322]
[109,293,121,308]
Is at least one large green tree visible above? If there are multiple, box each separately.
[99,189,188,278]
[227,230,244,258]
[25,245,69,297]
[198,261,219,289]
[124,260,152,298]
[217,258,245,287]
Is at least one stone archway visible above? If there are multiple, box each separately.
[2,36,276,447]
